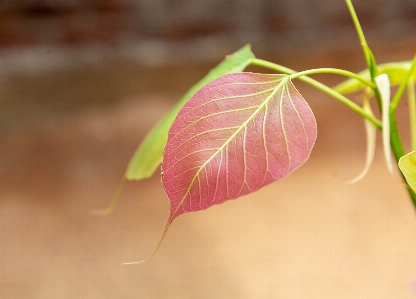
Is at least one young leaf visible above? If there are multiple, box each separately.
[124,73,317,264]
[162,72,317,220]
[119,73,315,262]
[125,45,255,181]
[398,151,416,192]
[347,90,377,184]
[333,61,416,95]
[375,74,393,173]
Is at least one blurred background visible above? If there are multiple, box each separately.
[1,0,416,298]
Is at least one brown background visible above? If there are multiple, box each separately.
[1,0,416,298]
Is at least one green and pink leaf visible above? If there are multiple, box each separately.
[125,72,317,264]
[162,73,317,220]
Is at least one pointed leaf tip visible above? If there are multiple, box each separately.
[162,72,317,222]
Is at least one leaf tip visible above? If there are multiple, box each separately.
[125,217,175,264]
[89,176,127,216]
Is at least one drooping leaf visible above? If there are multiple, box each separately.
[375,74,393,173]
[347,89,377,184]
[398,151,416,192]
[125,45,255,181]
[333,60,416,95]
[125,72,317,264]
[162,72,317,220]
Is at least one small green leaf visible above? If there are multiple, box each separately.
[125,45,255,180]
[333,61,416,94]
[399,151,416,192]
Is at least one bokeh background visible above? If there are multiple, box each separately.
[1,0,416,298]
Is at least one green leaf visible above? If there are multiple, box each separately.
[399,151,416,192]
[125,45,255,180]
[333,61,416,94]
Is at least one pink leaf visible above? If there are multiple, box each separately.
[125,72,317,263]
[163,72,316,220]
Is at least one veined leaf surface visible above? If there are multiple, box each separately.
[162,72,317,221]
[124,72,317,264]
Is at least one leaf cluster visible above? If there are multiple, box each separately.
[94,0,416,263]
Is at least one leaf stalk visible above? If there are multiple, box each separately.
[409,79,416,152]
[250,58,382,128]
[290,68,376,89]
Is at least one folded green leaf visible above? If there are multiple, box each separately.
[363,44,379,80]
[125,45,255,180]
[333,61,416,94]
[398,151,416,192]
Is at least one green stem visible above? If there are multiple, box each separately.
[290,68,376,89]
[390,55,416,111]
[387,55,416,208]
[389,113,416,207]
[346,0,367,46]
[409,79,416,152]
[346,0,383,110]
[250,58,382,128]
[345,0,369,62]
